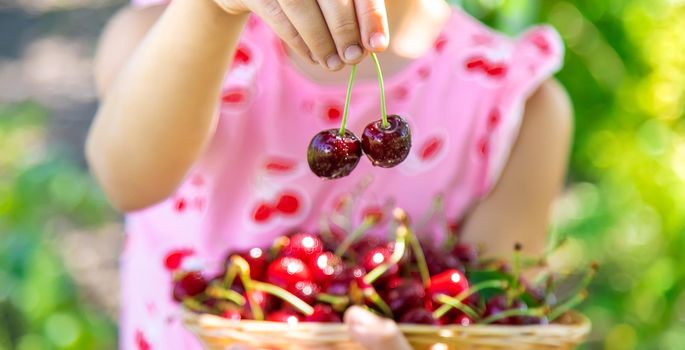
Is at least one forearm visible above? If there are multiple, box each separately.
[87,0,248,211]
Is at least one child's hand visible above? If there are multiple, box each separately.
[344,306,413,350]
[215,0,389,70]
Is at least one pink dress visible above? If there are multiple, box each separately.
[123,2,564,349]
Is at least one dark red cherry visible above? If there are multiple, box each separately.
[244,290,278,316]
[385,279,426,316]
[227,247,268,280]
[422,244,464,276]
[325,265,366,296]
[266,309,302,324]
[362,247,399,282]
[350,237,383,256]
[399,308,440,325]
[304,304,342,323]
[452,243,478,266]
[172,271,208,302]
[266,257,313,290]
[310,251,344,286]
[427,269,469,302]
[361,115,412,168]
[483,295,527,325]
[291,280,321,305]
[307,129,363,179]
[283,233,324,264]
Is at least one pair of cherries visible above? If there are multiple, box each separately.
[307,54,412,179]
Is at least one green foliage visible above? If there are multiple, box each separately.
[453,0,685,348]
[0,103,117,349]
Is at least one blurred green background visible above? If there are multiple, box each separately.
[0,0,683,349]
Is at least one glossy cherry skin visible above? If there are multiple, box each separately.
[307,129,363,179]
[227,247,268,280]
[385,278,426,316]
[421,244,464,276]
[427,269,470,302]
[291,280,321,305]
[399,308,440,325]
[304,304,342,323]
[483,295,528,325]
[362,247,399,282]
[172,271,208,302]
[309,251,344,286]
[266,257,313,290]
[282,233,324,264]
[325,265,366,296]
[221,308,243,321]
[361,115,412,168]
[243,290,278,319]
[350,237,383,257]
[454,314,474,326]
[266,309,303,324]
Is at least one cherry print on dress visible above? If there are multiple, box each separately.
[434,34,448,53]
[465,55,508,79]
[251,191,303,224]
[361,206,385,225]
[221,87,250,105]
[529,32,552,56]
[417,66,431,80]
[135,330,152,350]
[233,43,252,67]
[265,158,298,174]
[472,33,496,46]
[420,136,445,161]
[173,198,187,212]
[164,249,196,271]
[487,109,501,131]
[392,85,410,102]
[325,105,343,123]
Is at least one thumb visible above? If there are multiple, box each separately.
[344,307,412,350]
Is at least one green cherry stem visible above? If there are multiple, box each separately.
[478,307,548,325]
[407,228,431,288]
[252,281,315,316]
[433,295,480,320]
[317,293,350,311]
[231,255,264,320]
[206,284,246,306]
[548,290,588,321]
[363,225,408,285]
[335,216,376,257]
[370,53,389,128]
[431,280,507,320]
[339,64,358,136]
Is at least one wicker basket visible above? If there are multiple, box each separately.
[183,311,590,350]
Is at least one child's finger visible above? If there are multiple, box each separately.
[317,0,364,64]
[353,0,389,52]
[249,0,314,63]
[344,307,413,350]
[276,0,342,71]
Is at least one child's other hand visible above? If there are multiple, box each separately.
[214,0,389,71]
[344,306,413,350]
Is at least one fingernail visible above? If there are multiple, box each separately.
[344,44,363,61]
[370,33,389,51]
[326,55,343,70]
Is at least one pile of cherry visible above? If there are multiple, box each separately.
[173,208,594,326]
[307,53,412,179]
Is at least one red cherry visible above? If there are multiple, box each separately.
[350,237,383,256]
[304,304,342,323]
[361,115,412,168]
[427,269,469,302]
[307,129,363,179]
[400,308,440,325]
[172,271,208,302]
[385,278,426,316]
[291,280,321,305]
[362,247,399,282]
[266,257,313,290]
[228,248,268,280]
[310,251,344,285]
[275,193,300,215]
[221,309,242,320]
[454,313,473,326]
[325,265,365,296]
[252,202,274,223]
[266,309,302,324]
[283,233,323,264]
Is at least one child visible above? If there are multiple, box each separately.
[87,0,572,349]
